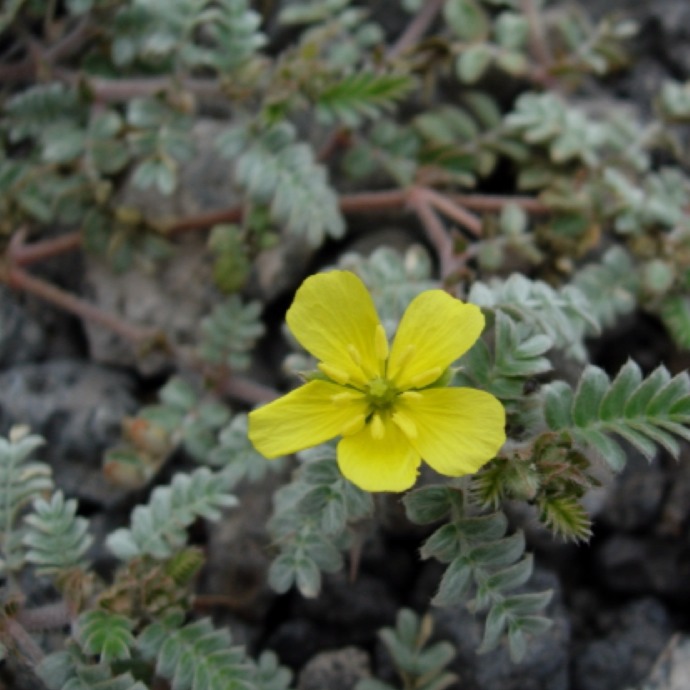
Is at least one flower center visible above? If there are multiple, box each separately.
[366,377,398,409]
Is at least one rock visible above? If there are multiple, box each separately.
[631,635,690,690]
[83,235,218,375]
[0,287,46,367]
[594,534,690,599]
[0,359,137,506]
[657,444,690,538]
[296,571,399,634]
[266,619,343,670]
[201,471,288,622]
[297,647,371,690]
[83,119,239,374]
[597,449,665,532]
[572,598,672,690]
[268,572,399,668]
[431,567,570,690]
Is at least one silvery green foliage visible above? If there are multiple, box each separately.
[207,414,282,484]
[572,246,639,328]
[315,72,415,127]
[355,609,457,690]
[138,612,294,690]
[111,0,265,72]
[218,121,345,246]
[544,361,690,472]
[23,491,93,576]
[106,468,237,560]
[40,614,294,690]
[198,296,265,372]
[404,486,551,663]
[267,443,373,598]
[455,312,553,403]
[603,167,690,234]
[126,97,195,195]
[76,611,136,664]
[0,431,52,576]
[338,245,438,329]
[468,274,599,360]
[38,645,148,690]
[506,93,609,167]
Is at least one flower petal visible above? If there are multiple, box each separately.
[396,388,505,476]
[337,417,421,492]
[388,291,484,388]
[287,271,383,387]
[248,380,368,458]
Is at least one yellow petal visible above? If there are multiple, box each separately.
[337,417,421,492]
[287,271,383,387]
[396,388,505,476]
[248,380,368,458]
[388,291,484,388]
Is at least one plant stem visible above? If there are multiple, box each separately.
[6,266,159,346]
[388,0,447,59]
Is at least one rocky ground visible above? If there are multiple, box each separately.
[3,1,690,689]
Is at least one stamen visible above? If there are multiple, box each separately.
[370,413,385,440]
[347,344,362,366]
[331,391,364,405]
[409,367,442,388]
[318,362,350,385]
[399,391,423,402]
[392,411,418,439]
[375,325,389,361]
[342,414,366,436]
[389,344,415,380]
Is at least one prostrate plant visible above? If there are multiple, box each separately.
[0,430,295,690]
[4,0,690,683]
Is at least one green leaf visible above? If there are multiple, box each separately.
[661,295,690,349]
[537,495,592,541]
[316,73,414,127]
[432,556,473,606]
[23,491,92,576]
[227,122,344,245]
[468,531,525,568]
[572,366,610,427]
[197,296,265,372]
[444,0,490,41]
[77,611,135,664]
[420,524,461,562]
[456,45,493,83]
[106,468,237,560]
[403,485,458,524]
[138,614,250,690]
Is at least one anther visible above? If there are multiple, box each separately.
[409,367,442,388]
[374,325,389,361]
[331,391,364,405]
[390,344,415,379]
[347,344,362,366]
[399,391,423,402]
[318,362,350,385]
[392,411,418,439]
[342,414,366,436]
[370,414,385,440]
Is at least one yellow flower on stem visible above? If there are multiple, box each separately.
[248,270,506,492]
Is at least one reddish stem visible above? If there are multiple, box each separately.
[388,0,447,59]
[221,374,279,405]
[454,193,550,214]
[407,190,456,278]
[6,266,158,346]
[11,232,83,266]
[420,187,483,237]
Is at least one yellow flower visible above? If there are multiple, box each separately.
[248,270,506,492]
